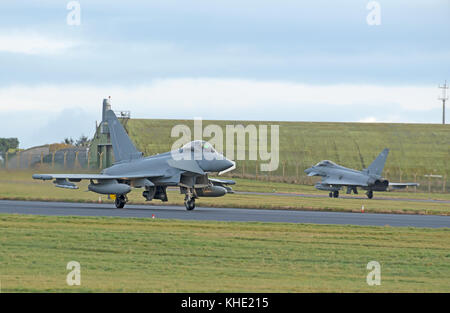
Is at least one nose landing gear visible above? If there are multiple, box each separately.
[366,190,373,199]
[183,188,196,211]
[184,197,196,210]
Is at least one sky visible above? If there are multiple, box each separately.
[0,0,449,148]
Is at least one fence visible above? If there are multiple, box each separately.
[223,159,450,194]
[2,150,448,193]
[1,148,90,170]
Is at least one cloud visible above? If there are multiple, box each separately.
[0,31,79,55]
[358,117,379,123]
[357,116,406,123]
[0,79,439,113]
[0,79,442,148]
[31,108,95,144]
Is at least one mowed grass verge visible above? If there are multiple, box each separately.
[0,214,449,292]
[1,171,450,215]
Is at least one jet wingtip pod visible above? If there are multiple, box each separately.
[32,174,53,181]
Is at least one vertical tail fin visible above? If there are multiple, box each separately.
[365,148,389,176]
[105,110,142,162]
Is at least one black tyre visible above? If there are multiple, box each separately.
[115,195,126,208]
[333,191,339,198]
[185,199,195,211]
[367,191,373,199]
[329,192,333,198]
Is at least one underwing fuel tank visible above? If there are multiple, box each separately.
[54,178,78,189]
[314,183,340,192]
[88,181,131,195]
[195,186,227,197]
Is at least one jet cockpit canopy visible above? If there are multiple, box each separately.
[315,160,337,167]
[181,140,217,153]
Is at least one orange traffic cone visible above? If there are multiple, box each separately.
[361,205,365,213]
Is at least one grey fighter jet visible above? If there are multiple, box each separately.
[33,110,236,210]
[304,148,418,199]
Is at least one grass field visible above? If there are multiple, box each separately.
[1,214,449,292]
[126,119,450,192]
[1,171,450,215]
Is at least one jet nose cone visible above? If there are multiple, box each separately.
[198,157,236,175]
[218,159,236,175]
[217,159,234,171]
[304,166,318,176]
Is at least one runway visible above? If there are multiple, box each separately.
[236,191,450,204]
[0,200,449,228]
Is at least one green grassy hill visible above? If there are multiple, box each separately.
[126,119,450,192]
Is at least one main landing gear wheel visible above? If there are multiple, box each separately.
[329,192,333,198]
[366,190,373,199]
[333,191,339,198]
[185,199,196,211]
[115,195,127,209]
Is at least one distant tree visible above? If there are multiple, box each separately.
[0,138,19,155]
[63,138,74,145]
[75,135,91,147]
[61,136,91,147]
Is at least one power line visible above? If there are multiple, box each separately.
[439,80,448,125]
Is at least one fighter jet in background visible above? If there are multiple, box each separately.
[33,110,236,210]
[304,148,418,199]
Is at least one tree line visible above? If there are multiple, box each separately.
[0,135,90,157]
[0,138,19,156]
[62,135,91,147]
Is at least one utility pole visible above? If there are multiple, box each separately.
[439,80,448,124]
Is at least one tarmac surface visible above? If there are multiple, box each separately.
[1,200,449,228]
[236,191,450,204]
